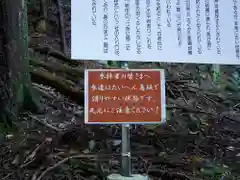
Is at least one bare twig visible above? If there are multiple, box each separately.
[21,138,53,168]
[28,113,62,132]
[31,167,44,180]
[33,85,55,99]
[3,172,15,180]
[148,169,191,180]
[36,154,97,180]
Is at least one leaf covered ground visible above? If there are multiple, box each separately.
[1,0,240,180]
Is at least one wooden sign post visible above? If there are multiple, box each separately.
[85,67,166,178]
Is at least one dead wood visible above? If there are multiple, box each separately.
[30,58,84,82]
[29,114,61,132]
[148,169,191,180]
[30,46,120,69]
[2,1,240,179]
[32,45,77,64]
[30,67,84,105]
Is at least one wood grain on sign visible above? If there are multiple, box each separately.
[85,69,166,124]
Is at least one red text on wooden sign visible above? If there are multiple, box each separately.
[84,69,166,124]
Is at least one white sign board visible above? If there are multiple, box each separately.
[71,0,240,65]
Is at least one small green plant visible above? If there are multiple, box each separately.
[198,160,230,180]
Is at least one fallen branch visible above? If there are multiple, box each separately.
[28,114,62,132]
[21,137,54,169]
[32,45,76,64]
[148,169,191,180]
[30,58,84,82]
[35,154,98,180]
[30,67,84,105]
[33,84,56,99]
[30,46,120,68]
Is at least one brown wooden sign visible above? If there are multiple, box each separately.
[85,69,166,124]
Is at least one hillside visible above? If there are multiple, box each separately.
[0,1,240,180]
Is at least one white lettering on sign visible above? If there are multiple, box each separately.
[85,69,166,124]
[72,0,240,64]
[98,72,152,80]
[89,106,160,115]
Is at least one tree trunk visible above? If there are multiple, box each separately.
[0,0,39,127]
[20,0,40,112]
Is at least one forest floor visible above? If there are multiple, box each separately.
[1,1,240,180]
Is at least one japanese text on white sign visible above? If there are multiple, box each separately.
[72,0,240,65]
